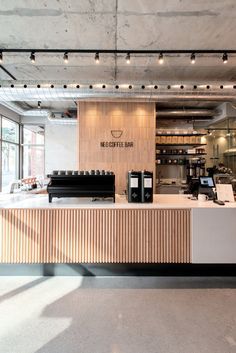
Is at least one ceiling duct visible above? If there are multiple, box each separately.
[0,82,236,102]
[0,101,77,124]
[157,109,219,118]
[48,110,77,124]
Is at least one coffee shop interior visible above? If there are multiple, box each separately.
[1,1,236,353]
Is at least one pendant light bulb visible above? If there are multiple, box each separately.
[191,53,195,64]
[95,52,100,64]
[30,51,35,63]
[126,53,130,64]
[222,52,228,64]
[63,52,69,64]
[158,52,164,64]
[37,101,41,109]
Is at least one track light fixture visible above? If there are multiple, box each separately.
[30,51,35,63]
[63,52,69,64]
[37,101,41,109]
[95,52,99,63]
[1,49,236,68]
[222,52,228,64]
[190,52,195,64]
[126,53,131,64]
[158,52,164,64]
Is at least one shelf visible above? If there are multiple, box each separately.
[156,143,207,146]
[156,153,207,156]
[156,133,206,137]
[156,163,186,166]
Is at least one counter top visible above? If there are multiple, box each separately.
[0,193,236,209]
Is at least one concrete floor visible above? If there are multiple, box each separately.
[0,277,236,353]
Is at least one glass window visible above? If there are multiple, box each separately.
[2,117,19,143]
[23,125,45,178]
[2,142,19,191]
[23,146,44,177]
[23,125,44,145]
[0,116,20,192]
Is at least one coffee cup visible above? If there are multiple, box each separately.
[198,194,209,202]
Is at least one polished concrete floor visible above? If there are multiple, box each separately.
[0,276,236,353]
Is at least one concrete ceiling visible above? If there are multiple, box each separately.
[1,0,236,111]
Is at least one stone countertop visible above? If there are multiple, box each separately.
[0,193,236,209]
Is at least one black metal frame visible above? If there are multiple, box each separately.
[1,49,236,54]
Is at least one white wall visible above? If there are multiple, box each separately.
[45,124,77,174]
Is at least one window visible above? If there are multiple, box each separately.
[2,118,19,143]
[0,117,20,192]
[23,125,45,178]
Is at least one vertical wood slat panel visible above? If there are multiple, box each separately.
[0,208,191,264]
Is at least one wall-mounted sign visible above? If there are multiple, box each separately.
[100,129,134,148]
[100,141,134,148]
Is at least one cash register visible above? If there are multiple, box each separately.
[187,176,215,200]
[198,176,215,200]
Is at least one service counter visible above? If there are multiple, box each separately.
[0,194,236,264]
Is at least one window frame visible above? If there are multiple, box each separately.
[0,115,21,192]
[22,123,45,178]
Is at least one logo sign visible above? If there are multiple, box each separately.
[100,130,134,148]
[111,130,123,138]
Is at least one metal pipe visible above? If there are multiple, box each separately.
[0,89,236,102]
[157,109,218,117]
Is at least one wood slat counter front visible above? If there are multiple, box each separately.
[1,194,235,264]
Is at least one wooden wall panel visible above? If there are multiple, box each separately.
[0,208,191,264]
[78,102,156,193]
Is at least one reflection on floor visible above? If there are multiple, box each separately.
[0,277,236,353]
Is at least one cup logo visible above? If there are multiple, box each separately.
[111,130,123,138]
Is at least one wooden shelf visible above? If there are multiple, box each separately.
[156,133,206,137]
[156,143,207,146]
[156,153,207,156]
[156,162,186,165]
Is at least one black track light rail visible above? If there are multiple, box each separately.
[1,49,236,54]
[0,65,17,80]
